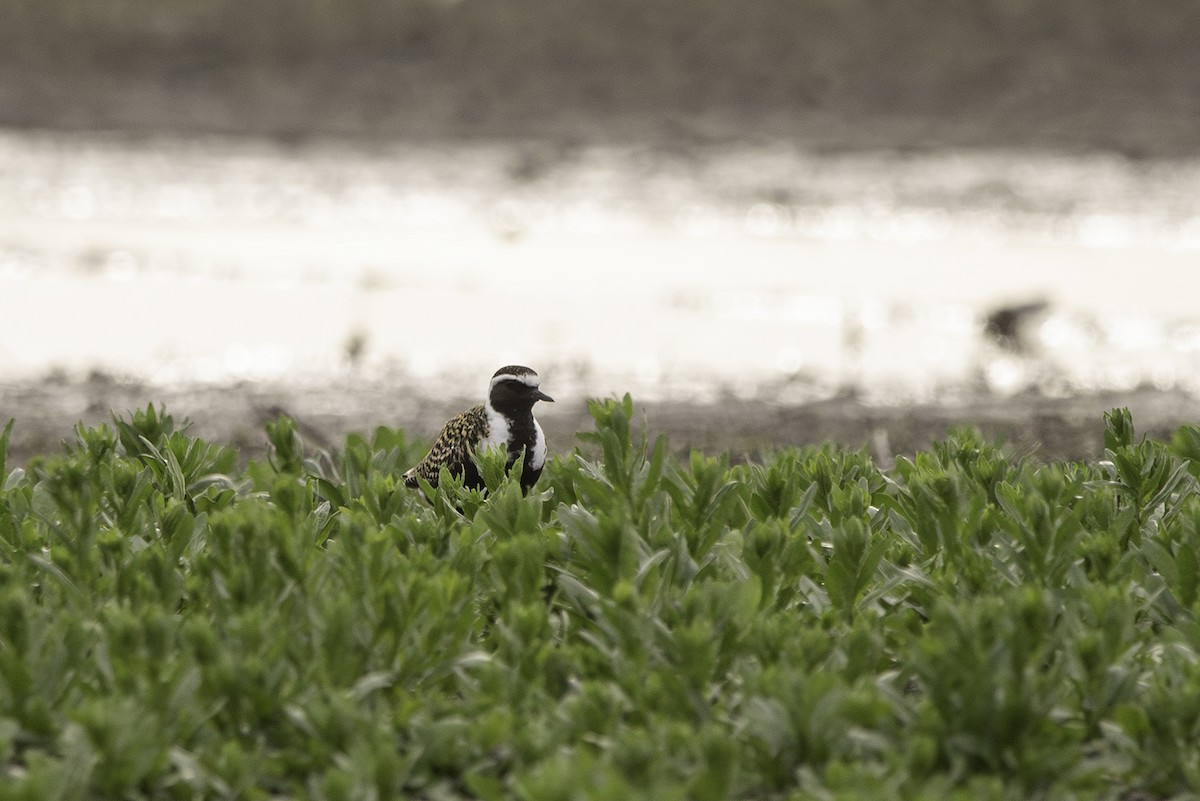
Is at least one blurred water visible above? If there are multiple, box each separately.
[1,130,1199,403]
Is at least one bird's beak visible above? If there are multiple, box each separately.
[534,389,555,403]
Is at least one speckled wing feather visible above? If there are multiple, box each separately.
[403,405,490,488]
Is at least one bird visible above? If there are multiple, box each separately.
[402,365,554,494]
[983,299,1050,353]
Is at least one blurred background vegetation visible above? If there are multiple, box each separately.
[3,0,1198,153]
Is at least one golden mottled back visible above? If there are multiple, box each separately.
[402,405,490,488]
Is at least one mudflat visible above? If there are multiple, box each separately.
[3,374,1194,467]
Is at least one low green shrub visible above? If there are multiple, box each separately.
[0,399,1197,799]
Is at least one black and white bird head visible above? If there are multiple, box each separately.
[480,365,553,491]
[486,365,554,417]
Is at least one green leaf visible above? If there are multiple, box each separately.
[1176,543,1198,608]
[1104,407,1135,451]
[1139,539,1177,587]
[825,560,856,615]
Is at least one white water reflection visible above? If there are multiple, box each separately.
[1,131,1199,403]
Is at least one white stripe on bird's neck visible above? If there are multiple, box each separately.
[481,402,510,453]
[529,419,547,470]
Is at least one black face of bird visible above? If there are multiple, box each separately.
[489,378,554,414]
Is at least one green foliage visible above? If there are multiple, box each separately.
[0,403,1197,798]
[0,419,13,481]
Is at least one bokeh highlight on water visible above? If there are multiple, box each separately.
[2,131,1199,404]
